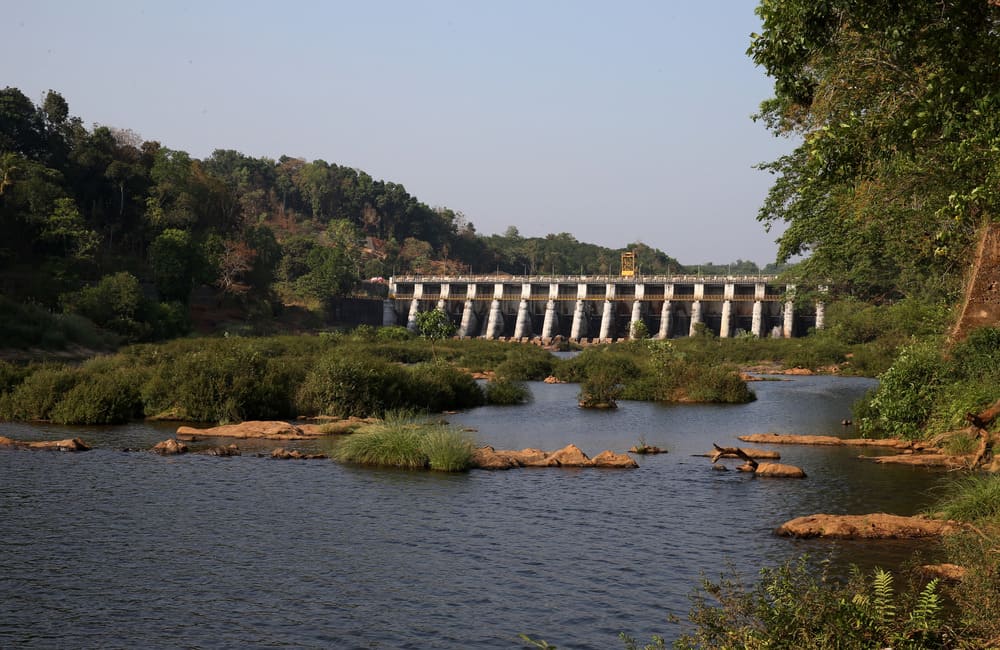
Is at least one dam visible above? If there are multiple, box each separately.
[385,275,824,341]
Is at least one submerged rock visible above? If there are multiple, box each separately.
[152,439,188,455]
[0,436,91,451]
[203,444,241,457]
[270,448,327,460]
[177,420,318,441]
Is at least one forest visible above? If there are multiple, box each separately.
[0,87,776,346]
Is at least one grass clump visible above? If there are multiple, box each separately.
[484,377,531,405]
[334,413,474,471]
[935,473,1000,524]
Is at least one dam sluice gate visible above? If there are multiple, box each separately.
[386,275,825,341]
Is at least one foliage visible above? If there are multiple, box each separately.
[415,308,456,350]
[494,346,554,381]
[296,352,410,418]
[404,361,485,412]
[934,473,1000,524]
[50,365,144,425]
[333,413,474,471]
[631,319,650,340]
[750,1,1000,300]
[857,340,946,439]
[0,365,79,421]
[673,558,947,649]
[484,377,532,405]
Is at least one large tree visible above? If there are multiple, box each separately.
[751,1,1000,299]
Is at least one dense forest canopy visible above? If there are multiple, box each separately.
[751,0,1000,301]
[0,86,776,342]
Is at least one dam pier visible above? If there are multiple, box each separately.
[386,275,824,341]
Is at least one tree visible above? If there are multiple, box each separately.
[415,308,456,358]
[750,1,1000,299]
[149,228,201,302]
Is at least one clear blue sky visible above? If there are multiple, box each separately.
[4,0,796,266]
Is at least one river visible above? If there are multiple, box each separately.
[0,375,953,649]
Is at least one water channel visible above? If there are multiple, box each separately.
[1,375,954,648]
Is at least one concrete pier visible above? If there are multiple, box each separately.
[386,274,823,341]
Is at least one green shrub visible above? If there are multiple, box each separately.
[858,340,946,439]
[0,361,29,394]
[484,378,531,405]
[0,365,79,421]
[375,326,413,342]
[494,347,554,380]
[51,368,144,424]
[297,352,410,418]
[579,368,623,408]
[674,558,946,650]
[404,361,484,412]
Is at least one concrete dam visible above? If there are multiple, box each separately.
[385,275,824,341]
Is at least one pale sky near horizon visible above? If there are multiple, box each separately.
[4,1,797,266]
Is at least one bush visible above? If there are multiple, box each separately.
[375,326,413,342]
[484,378,531,405]
[0,365,79,421]
[0,361,29,394]
[51,367,144,424]
[297,352,410,418]
[858,340,946,439]
[674,558,947,650]
[494,347,554,380]
[421,426,475,471]
[404,361,485,412]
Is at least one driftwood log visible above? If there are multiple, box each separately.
[710,443,807,478]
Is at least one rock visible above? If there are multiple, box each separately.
[471,446,521,470]
[592,450,639,468]
[712,464,728,471]
[545,444,593,467]
[739,433,910,447]
[754,462,806,478]
[920,563,967,581]
[270,448,327,460]
[543,375,566,384]
[864,453,969,468]
[176,420,317,440]
[153,439,188,455]
[0,436,91,451]
[776,513,962,539]
[506,448,551,465]
[203,444,240,457]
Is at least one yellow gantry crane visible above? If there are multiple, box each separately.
[620,251,636,277]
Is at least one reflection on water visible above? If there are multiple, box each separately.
[0,376,954,648]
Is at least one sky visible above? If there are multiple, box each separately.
[4,0,797,266]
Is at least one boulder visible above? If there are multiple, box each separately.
[545,444,593,467]
[153,439,188,455]
[920,563,967,581]
[471,446,521,470]
[270,448,327,460]
[592,450,639,468]
[1,436,91,451]
[176,420,315,441]
[776,513,962,539]
[754,462,806,478]
[543,375,566,384]
[506,448,551,465]
[203,444,240,457]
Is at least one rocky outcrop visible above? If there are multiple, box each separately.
[739,433,919,448]
[177,420,319,441]
[152,439,188,455]
[754,462,806,478]
[776,513,963,539]
[471,444,638,470]
[270,448,328,460]
[863,453,971,468]
[0,436,91,451]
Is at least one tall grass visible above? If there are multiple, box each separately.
[935,473,1000,524]
[333,413,474,471]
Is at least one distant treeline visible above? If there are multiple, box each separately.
[0,86,778,343]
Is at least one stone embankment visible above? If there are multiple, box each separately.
[472,444,637,469]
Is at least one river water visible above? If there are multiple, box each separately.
[1,376,954,649]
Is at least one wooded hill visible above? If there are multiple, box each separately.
[0,86,773,344]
